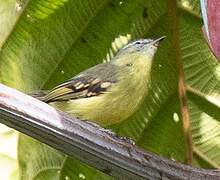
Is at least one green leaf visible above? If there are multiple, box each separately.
[178,0,201,13]
[18,134,64,180]
[179,7,220,168]
[0,125,18,180]
[0,0,20,46]
[18,134,113,180]
[187,89,220,168]
[0,0,220,179]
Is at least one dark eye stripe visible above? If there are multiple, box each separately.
[121,39,153,50]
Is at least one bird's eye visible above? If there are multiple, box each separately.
[126,63,133,67]
[136,41,141,44]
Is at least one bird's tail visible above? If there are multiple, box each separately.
[29,90,50,102]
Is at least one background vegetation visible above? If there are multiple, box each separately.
[0,0,219,179]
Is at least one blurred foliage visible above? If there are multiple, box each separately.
[0,0,219,179]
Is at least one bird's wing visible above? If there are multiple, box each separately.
[43,63,118,103]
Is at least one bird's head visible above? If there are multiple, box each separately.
[112,36,165,66]
[121,36,165,57]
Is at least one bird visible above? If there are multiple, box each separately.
[31,36,165,127]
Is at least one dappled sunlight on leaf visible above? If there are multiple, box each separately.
[104,34,132,62]
[0,0,220,179]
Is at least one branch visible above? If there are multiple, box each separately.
[0,83,219,180]
[166,0,193,165]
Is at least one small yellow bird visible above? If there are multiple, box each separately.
[32,36,165,126]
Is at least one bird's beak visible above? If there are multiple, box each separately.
[152,36,166,46]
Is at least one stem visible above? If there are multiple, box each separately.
[166,0,193,165]
[194,147,220,169]
[186,85,220,108]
